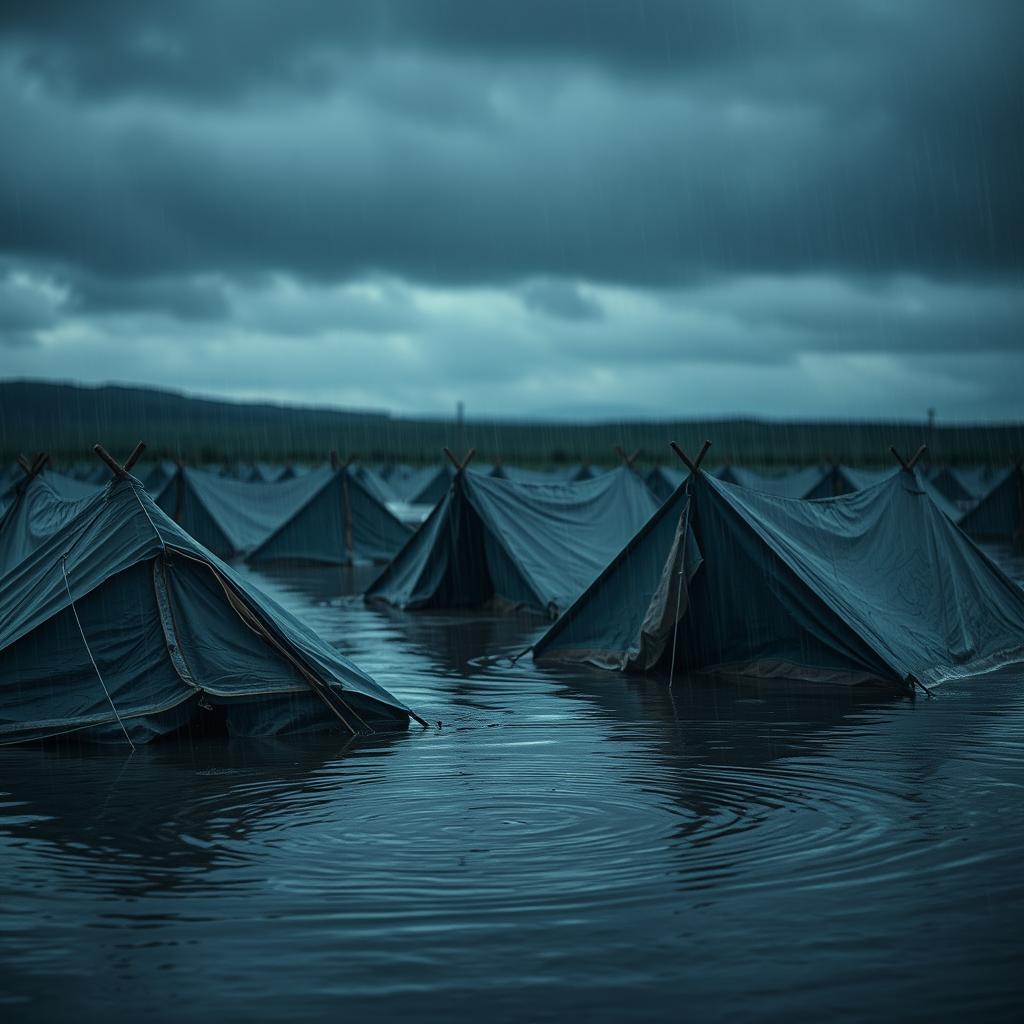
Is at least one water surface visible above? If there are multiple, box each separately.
[2,550,1023,1021]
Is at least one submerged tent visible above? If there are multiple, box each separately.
[0,468,419,746]
[958,465,1024,543]
[365,466,660,617]
[534,465,1024,690]
[155,462,410,564]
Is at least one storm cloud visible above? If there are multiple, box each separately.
[1,1,1021,419]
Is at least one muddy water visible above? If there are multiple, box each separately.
[1,548,1023,1021]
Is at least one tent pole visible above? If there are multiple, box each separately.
[889,446,910,471]
[93,443,127,478]
[123,441,147,472]
[341,463,354,564]
[669,440,711,474]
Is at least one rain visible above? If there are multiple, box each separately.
[1,3,1023,1021]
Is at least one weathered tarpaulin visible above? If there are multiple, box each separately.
[716,466,829,500]
[534,469,1024,689]
[0,476,416,745]
[365,466,659,617]
[154,464,409,564]
[248,464,411,565]
[958,465,1024,542]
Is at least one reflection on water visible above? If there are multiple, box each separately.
[2,559,1023,1021]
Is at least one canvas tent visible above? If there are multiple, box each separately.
[0,470,103,571]
[534,460,1024,690]
[715,465,829,500]
[958,465,1024,543]
[0,461,419,746]
[646,465,689,504]
[247,459,412,565]
[155,461,410,564]
[365,465,660,617]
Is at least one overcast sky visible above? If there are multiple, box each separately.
[1,1,1022,420]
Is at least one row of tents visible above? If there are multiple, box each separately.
[17,456,1023,547]
[360,445,1024,694]
[2,443,1023,748]
[0,448,424,747]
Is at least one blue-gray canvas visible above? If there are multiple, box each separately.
[1,546,1022,1022]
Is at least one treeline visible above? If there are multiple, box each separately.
[2,380,1022,467]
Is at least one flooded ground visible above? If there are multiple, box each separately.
[1,547,1023,1022]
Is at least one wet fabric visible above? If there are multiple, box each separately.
[958,466,1023,541]
[646,466,689,504]
[155,467,336,559]
[365,467,660,616]
[150,465,408,564]
[0,477,414,745]
[719,466,829,499]
[0,474,100,571]
[40,470,105,502]
[248,466,411,565]
[492,465,576,484]
[534,469,1024,688]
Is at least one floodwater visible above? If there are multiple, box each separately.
[2,549,1023,1022]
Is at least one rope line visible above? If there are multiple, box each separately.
[61,555,135,751]
[668,501,693,690]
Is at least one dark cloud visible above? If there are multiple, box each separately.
[521,279,603,321]
[68,271,229,320]
[1,2,1021,419]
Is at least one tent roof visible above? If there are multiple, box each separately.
[0,475,413,737]
[535,468,1024,687]
[724,466,829,500]
[366,466,659,615]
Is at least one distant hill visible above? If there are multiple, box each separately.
[1,379,1022,467]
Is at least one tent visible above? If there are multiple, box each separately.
[534,466,1024,690]
[958,465,1024,543]
[402,462,499,506]
[930,465,984,507]
[491,465,576,485]
[0,471,102,571]
[0,469,419,746]
[365,466,660,617]
[646,465,689,504]
[713,465,828,500]
[247,462,412,565]
[155,463,410,564]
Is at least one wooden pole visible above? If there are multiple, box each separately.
[669,442,697,473]
[341,468,354,564]
[123,441,146,472]
[889,446,910,471]
[615,446,642,468]
[907,445,928,470]
[174,460,185,524]
[669,440,711,474]
[93,443,127,478]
